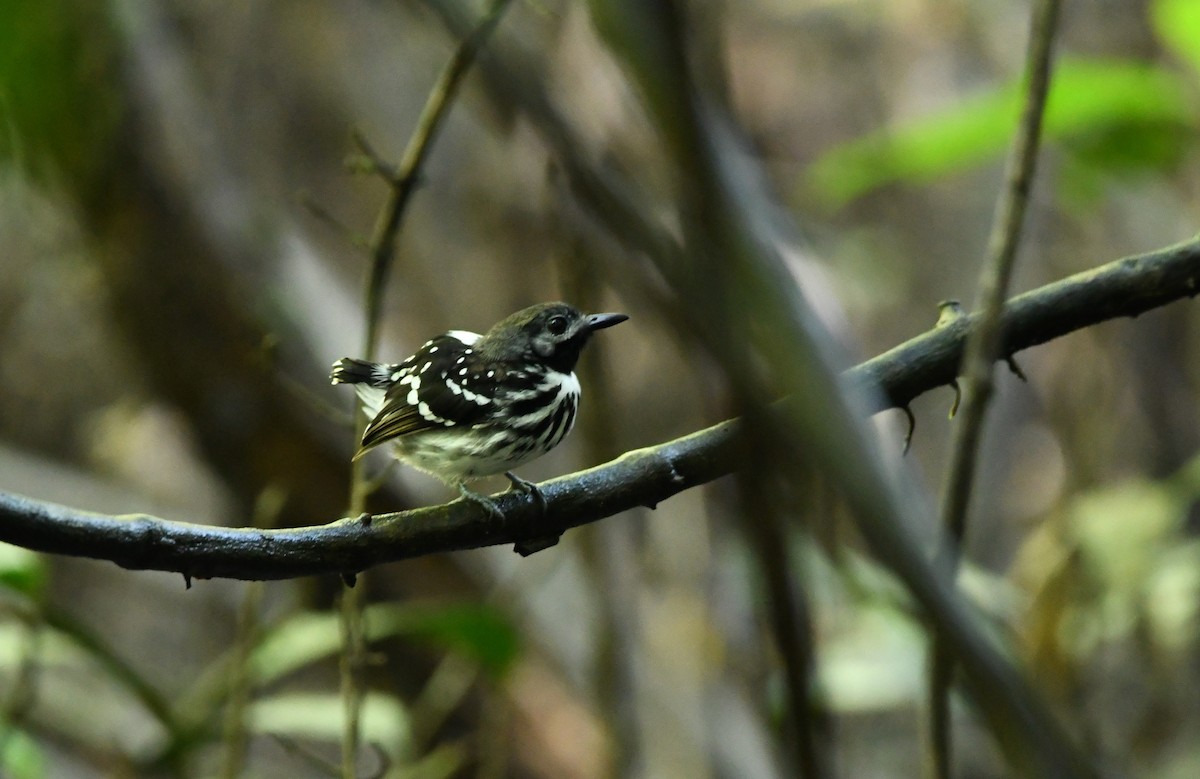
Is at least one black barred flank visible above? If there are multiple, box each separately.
[542,398,571,448]
[503,385,561,418]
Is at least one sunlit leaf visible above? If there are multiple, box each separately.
[0,728,44,779]
[806,58,1196,207]
[249,691,410,748]
[1153,0,1200,77]
[251,602,521,686]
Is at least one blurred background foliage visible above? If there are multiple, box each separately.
[0,0,1198,777]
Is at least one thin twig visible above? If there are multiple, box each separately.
[339,583,366,779]
[930,2,1063,777]
[298,191,371,249]
[358,0,514,362]
[220,487,283,779]
[218,580,263,779]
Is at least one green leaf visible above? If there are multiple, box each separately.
[1153,0,1200,77]
[806,58,1196,207]
[369,603,521,680]
[251,602,521,686]
[0,544,45,596]
[0,729,45,779]
[251,611,344,687]
[250,691,409,748]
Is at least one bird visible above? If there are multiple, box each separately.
[330,302,627,545]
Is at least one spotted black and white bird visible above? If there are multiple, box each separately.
[330,302,627,521]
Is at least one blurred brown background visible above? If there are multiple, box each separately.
[1,0,1198,777]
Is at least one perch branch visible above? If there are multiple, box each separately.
[0,237,1195,581]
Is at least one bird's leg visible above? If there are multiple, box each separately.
[504,472,558,556]
[456,482,504,520]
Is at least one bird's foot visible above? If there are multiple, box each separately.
[504,472,558,556]
[457,483,505,520]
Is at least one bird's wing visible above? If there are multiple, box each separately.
[357,333,494,455]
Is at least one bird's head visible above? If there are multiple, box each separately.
[481,302,628,373]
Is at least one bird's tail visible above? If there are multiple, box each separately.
[330,357,397,388]
[330,358,395,423]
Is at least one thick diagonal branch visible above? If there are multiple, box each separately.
[0,237,1197,581]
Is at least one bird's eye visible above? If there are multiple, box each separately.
[547,315,568,335]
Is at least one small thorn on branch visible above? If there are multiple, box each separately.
[182,572,192,590]
[1005,354,1028,382]
[902,405,916,454]
[948,380,962,419]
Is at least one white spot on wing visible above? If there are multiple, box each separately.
[418,401,444,423]
[447,330,481,346]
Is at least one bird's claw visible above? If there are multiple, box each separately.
[504,472,547,514]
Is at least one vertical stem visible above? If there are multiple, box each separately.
[219,581,263,779]
[929,1,1062,776]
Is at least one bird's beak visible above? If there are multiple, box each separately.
[585,312,629,331]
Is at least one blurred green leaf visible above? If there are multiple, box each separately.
[370,603,521,680]
[394,741,469,779]
[0,0,120,190]
[0,729,45,779]
[252,602,520,686]
[1153,0,1200,76]
[250,691,409,748]
[1069,477,1180,590]
[806,58,1196,207]
[0,544,45,596]
[1017,452,1200,660]
[251,611,343,687]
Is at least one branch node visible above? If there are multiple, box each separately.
[341,572,358,588]
[514,535,560,556]
[936,299,966,327]
[348,130,407,184]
